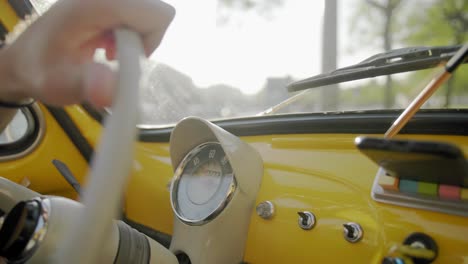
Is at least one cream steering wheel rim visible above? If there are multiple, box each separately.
[54,29,144,264]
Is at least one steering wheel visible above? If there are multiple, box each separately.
[54,29,144,264]
[0,29,177,264]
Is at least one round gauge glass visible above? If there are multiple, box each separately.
[171,142,236,225]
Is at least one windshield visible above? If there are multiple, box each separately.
[32,0,468,127]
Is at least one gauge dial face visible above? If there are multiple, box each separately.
[171,142,236,225]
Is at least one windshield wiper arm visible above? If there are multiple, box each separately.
[288,45,468,92]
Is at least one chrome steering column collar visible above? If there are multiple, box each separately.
[0,198,49,262]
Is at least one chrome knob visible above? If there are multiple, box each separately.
[343,222,363,243]
[256,201,275,219]
[297,211,316,230]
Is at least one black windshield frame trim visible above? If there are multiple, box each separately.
[138,109,468,142]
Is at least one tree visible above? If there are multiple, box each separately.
[350,0,405,108]
[217,0,283,24]
[217,0,283,10]
[218,0,340,112]
[404,0,468,107]
[440,0,468,107]
[320,0,339,111]
[366,0,403,108]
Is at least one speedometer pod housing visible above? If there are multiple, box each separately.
[169,117,263,264]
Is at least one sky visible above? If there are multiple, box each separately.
[32,0,372,94]
[154,0,324,93]
[152,0,323,93]
[153,0,375,94]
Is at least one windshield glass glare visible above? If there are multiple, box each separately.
[32,0,468,127]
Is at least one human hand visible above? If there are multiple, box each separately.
[2,0,175,107]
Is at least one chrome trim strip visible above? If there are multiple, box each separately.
[22,198,49,258]
[7,198,50,263]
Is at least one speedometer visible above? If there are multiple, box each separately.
[170,142,236,225]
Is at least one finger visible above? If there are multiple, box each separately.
[79,31,116,61]
[142,23,170,57]
[51,0,175,57]
[142,1,176,56]
[105,41,116,61]
[38,62,115,107]
[111,0,176,57]
[83,62,116,107]
[38,63,86,106]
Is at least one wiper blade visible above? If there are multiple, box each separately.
[288,45,467,92]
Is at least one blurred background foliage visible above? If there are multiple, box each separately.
[274,0,468,114]
[145,0,468,124]
[345,0,467,110]
[26,0,468,125]
[213,0,467,117]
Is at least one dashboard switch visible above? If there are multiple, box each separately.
[256,201,275,219]
[297,211,315,230]
[343,222,363,243]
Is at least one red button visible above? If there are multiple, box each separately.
[439,185,461,200]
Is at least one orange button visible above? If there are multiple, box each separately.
[378,174,399,191]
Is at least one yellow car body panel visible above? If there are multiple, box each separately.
[63,106,468,263]
[241,134,468,263]
[0,0,20,31]
[1,105,467,263]
[0,105,87,199]
[65,106,103,147]
[123,134,468,263]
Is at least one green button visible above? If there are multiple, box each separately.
[417,182,438,197]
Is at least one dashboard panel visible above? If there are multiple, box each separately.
[2,106,467,263]
[124,132,468,263]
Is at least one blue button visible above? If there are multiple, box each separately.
[399,179,418,194]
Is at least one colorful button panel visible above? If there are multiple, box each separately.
[377,172,468,201]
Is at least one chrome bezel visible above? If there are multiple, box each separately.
[170,142,237,226]
[12,197,49,263]
[0,103,45,162]
[23,198,49,254]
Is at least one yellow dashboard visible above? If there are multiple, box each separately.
[1,105,467,263]
[127,134,468,263]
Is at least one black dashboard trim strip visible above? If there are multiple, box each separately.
[138,109,468,142]
[46,106,94,163]
[80,103,105,124]
[8,0,34,19]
